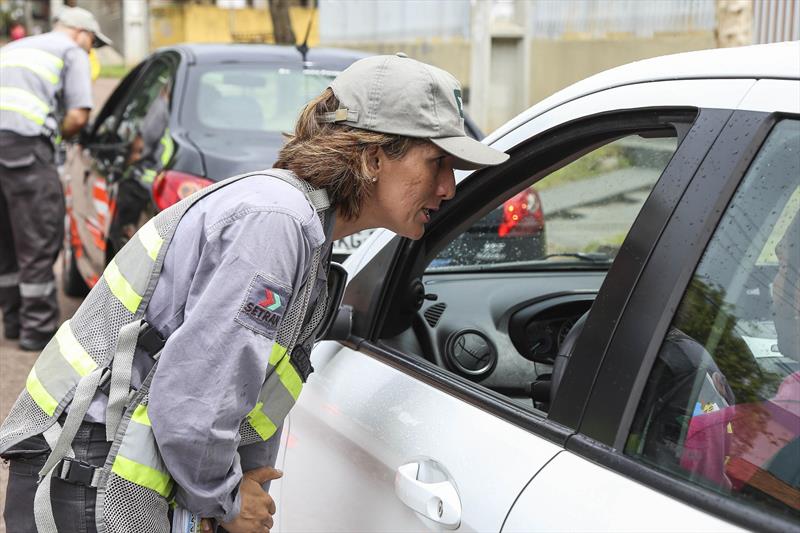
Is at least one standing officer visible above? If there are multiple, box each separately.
[0,6,111,351]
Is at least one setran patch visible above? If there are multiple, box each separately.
[236,274,291,339]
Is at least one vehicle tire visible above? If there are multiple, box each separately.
[63,246,89,297]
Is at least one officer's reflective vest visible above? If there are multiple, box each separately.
[0,46,64,135]
[0,170,330,532]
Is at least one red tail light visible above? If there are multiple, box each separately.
[498,189,543,237]
[152,170,214,211]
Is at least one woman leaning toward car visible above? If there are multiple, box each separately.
[0,54,507,532]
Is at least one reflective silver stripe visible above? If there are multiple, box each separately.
[245,344,299,441]
[137,220,164,261]
[0,272,19,287]
[113,408,173,497]
[19,280,55,298]
[30,341,81,413]
[0,86,50,126]
[114,238,154,293]
[0,48,63,85]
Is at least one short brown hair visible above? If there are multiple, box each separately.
[274,88,424,220]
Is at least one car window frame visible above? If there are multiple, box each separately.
[89,52,180,146]
[564,111,799,533]
[341,107,705,446]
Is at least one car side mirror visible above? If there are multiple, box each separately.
[317,263,352,341]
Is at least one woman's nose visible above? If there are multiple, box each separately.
[438,166,456,200]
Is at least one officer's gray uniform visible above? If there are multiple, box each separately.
[3,174,332,530]
[0,31,92,342]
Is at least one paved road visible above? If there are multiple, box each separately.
[0,77,119,533]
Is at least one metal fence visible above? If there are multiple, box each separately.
[754,0,800,43]
[525,0,716,39]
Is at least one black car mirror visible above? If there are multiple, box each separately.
[317,262,351,341]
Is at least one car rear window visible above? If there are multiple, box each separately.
[182,64,337,134]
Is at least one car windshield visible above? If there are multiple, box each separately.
[181,64,337,134]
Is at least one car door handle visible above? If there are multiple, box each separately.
[394,461,461,529]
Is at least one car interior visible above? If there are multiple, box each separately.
[362,110,697,416]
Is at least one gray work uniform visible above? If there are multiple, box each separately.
[3,173,333,530]
[0,31,92,341]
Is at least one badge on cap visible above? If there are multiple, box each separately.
[236,274,291,339]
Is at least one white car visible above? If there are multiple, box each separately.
[272,42,800,532]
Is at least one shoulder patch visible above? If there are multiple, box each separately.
[235,274,291,339]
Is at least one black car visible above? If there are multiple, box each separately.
[63,44,369,293]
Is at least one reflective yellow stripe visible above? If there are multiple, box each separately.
[26,367,58,416]
[0,87,49,125]
[103,260,142,314]
[131,404,151,426]
[137,221,163,261]
[0,49,63,85]
[160,129,174,166]
[140,168,157,185]
[246,401,278,440]
[276,355,302,401]
[112,455,173,497]
[269,343,287,366]
[55,321,97,377]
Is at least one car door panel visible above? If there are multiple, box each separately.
[63,144,109,281]
[275,341,563,532]
[502,451,741,532]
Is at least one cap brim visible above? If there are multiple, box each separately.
[430,136,509,170]
[92,31,113,48]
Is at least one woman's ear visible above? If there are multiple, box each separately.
[366,145,383,176]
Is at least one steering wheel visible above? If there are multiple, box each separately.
[550,310,590,406]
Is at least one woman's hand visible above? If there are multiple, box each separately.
[220,466,283,533]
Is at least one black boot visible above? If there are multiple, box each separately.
[19,330,55,351]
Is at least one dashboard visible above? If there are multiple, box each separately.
[385,270,605,401]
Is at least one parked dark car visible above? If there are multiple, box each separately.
[63,44,492,293]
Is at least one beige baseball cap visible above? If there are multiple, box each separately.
[55,6,112,48]
[322,53,508,170]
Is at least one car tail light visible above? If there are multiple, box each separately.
[152,170,214,211]
[498,189,544,237]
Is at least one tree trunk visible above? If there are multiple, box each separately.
[270,0,296,45]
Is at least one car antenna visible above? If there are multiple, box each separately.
[296,0,316,65]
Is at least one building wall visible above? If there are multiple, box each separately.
[150,4,318,49]
[528,31,717,103]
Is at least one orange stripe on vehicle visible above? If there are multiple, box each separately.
[92,186,108,203]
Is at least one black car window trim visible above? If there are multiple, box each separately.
[548,108,736,430]
[338,108,700,439]
[566,432,796,533]
[88,52,180,148]
[112,54,179,138]
[576,111,785,449]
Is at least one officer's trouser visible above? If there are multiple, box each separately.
[3,419,109,533]
[0,132,64,340]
